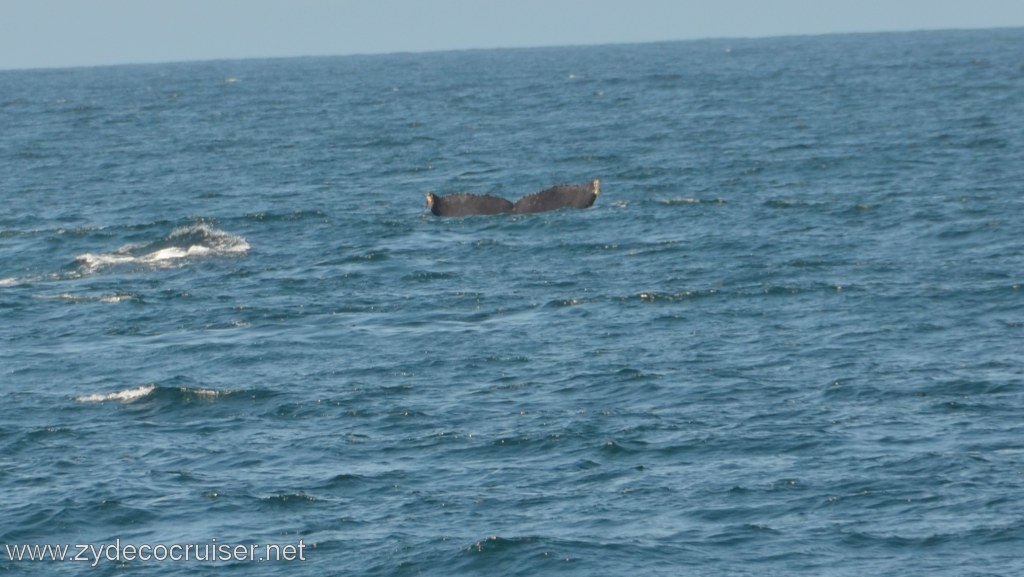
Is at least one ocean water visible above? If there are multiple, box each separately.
[2,28,1023,576]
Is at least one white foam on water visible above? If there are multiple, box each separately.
[74,224,250,273]
[99,293,137,303]
[74,252,136,271]
[34,292,138,304]
[186,387,225,398]
[75,384,157,404]
[143,246,190,263]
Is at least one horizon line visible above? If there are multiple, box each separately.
[1,24,1019,74]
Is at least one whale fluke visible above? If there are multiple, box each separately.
[425,179,601,217]
[512,178,601,214]
[426,192,514,217]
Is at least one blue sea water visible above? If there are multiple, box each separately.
[2,28,1024,576]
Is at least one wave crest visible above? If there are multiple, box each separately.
[74,384,231,404]
[75,384,157,403]
[75,224,249,273]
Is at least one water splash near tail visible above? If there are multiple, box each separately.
[75,224,250,273]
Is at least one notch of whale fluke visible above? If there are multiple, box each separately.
[512,178,601,214]
[425,192,514,217]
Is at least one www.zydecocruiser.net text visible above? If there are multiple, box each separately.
[5,539,308,566]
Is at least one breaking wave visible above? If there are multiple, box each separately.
[74,384,229,404]
[74,224,249,273]
[75,384,158,403]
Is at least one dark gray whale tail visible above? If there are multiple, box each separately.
[512,178,600,214]
[425,179,600,217]
[426,192,514,217]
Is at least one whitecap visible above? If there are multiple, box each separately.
[659,197,700,205]
[35,291,138,304]
[159,224,250,256]
[185,387,224,398]
[31,292,90,303]
[75,252,136,271]
[75,384,156,404]
[74,224,249,273]
[658,197,726,206]
[99,293,138,304]
[143,246,189,263]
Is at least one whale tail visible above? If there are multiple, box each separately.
[511,178,601,214]
[426,178,601,217]
[426,192,514,217]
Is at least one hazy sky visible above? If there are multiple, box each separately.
[2,0,1023,70]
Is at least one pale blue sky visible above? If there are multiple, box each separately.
[2,0,1023,70]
